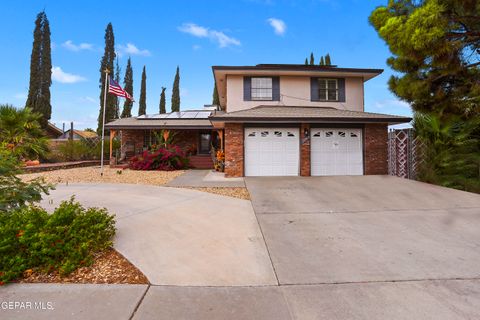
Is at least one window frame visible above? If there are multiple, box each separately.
[250,77,274,101]
[317,78,339,102]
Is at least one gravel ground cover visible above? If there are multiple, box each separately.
[20,166,184,186]
[185,187,251,200]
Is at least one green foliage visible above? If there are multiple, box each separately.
[413,112,480,193]
[0,146,53,213]
[325,53,332,65]
[138,66,147,116]
[0,198,116,283]
[159,87,166,114]
[212,82,220,106]
[319,56,325,66]
[171,66,180,112]
[26,11,52,129]
[304,58,308,65]
[0,104,49,160]
[114,58,121,119]
[98,23,117,134]
[50,138,120,162]
[309,52,315,65]
[121,57,134,118]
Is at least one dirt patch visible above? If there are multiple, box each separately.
[20,167,184,186]
[19,249,148,284]
[184,187,251,200]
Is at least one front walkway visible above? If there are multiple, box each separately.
[166,169,245,187]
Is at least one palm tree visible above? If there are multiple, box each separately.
[0,104,49,160]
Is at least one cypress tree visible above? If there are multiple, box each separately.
[325,53,332,66]
[159,87,166,114]
[304,58,308,65]
[114,58,120,119]
[171,66,180,112]
[309,52,315,65]
[138,66,147,116]
[97,23,116,134]
[121,57,133,118]
[26,11,52,129]
[212,82,220,106]
[319,56,325,66]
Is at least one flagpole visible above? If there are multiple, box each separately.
[100,68,110,176]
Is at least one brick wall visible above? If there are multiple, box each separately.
[364,123,388,175]
[119,129,144,160]
[300,123,310,176]
[224,123,244,177]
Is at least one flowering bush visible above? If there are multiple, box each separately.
[129,145,190,170]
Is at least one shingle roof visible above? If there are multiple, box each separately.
[212,64,383,74]
[209,106,412,124]
[105,117,213,129]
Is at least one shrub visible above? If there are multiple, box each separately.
[129,145,189,170]
[47,138,121,162]
[0,198,116,283]
[0,146,53,213]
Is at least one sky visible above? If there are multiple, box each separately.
[0,0,412,130]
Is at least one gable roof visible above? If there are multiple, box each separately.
[209,106,411,125]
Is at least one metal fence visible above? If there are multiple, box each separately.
[388,128,426,180]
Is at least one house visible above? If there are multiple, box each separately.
[58,129,98,140]
[45,122,64,139]
[106,64,411,176]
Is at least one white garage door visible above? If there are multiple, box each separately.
[245,128,299,176]
[311,128,363,176]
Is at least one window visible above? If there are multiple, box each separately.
[318,79,338,101]
[325,131,333,137]
[251,77,273,100]
[261,131,269,137]
[274,131,282,137]
[338,131,346,137]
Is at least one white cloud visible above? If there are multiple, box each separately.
[52,66,87,84]
[178,23,241,48]
[116,43,151,57]
[267,18,286,35]
[374,99,410,110]
[62,40,93,52]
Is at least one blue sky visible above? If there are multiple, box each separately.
[0,0,411,130]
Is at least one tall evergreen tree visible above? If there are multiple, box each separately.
[325,53,332,66]
[171,66,180,112]
[304,58,308,65]
[319,56,325,66]
[26,11,52,129]
[113,58,120,119]
[212,82,220,106]
[121,57,133,118]
[159,87,166,114]
[309,52,315,65]
[138,66,147,116]
[97,23,116,134]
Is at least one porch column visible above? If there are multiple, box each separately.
[224,123,244,177]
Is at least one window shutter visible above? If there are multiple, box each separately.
[310,77,319,101]
[338,78,346,102]
[243,77,251,101]
[272,77,280,101]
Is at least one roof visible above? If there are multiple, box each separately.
[105,110,214,129]
[46,122,63,135]
[209,106,412,124]
[212,64,383,75]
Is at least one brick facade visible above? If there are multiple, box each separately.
[300,123,310,176]
[364,123,388,175]
[224,123,244,177]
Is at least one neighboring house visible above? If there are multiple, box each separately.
[106,64,411,176]
[45,122,64,139]
[58,129,98,140]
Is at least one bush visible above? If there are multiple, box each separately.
[0,146,53,213]
[0,198,116,283]
[129,145,189,170]
[47,138,121,162]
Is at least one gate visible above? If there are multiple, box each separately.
[388,128,425,180]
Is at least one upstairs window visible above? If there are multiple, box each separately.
[251,77,273,100]
[318,79,338,101]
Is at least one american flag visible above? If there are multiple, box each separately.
[108,76,134,101]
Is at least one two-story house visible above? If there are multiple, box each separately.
[106,64,411,177]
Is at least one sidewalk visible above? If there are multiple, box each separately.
[166,169,245,187]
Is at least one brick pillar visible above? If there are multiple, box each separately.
[224,123,244,177]
[300,123,311,176]
[364,123,388,175]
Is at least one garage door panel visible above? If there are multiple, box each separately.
[245,128,299,177]
[311,128,363,176]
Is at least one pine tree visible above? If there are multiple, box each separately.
[121,57,133,118]
[159,87,166,114]
[138,66,147,116]
[319,56,325,66]
[97,23,116,134]
[325,53,332,66]
[309,52,315,65]
[26,11,52,129]
[114,58,120,119]
[212,82,220,106]
[171,66,180,112]
[304,58,308,65]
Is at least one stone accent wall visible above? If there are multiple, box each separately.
[364,123,388,175]
[224,123,244,177]
[300,123,311,176]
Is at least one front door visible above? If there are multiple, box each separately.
[198,133,211,154]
